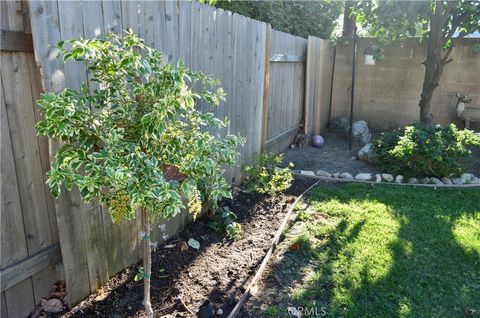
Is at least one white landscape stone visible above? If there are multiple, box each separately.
[381,173,394,182]
[430,177,444,185]
[375,174,382,182]
[408,178,418,184]
[333,173,341,178]
[340,172,354,180]
[355,173,372,181]
[470,177,480,184]
[452,177,464,185]
[300,170,315,176]
[315,170,332,177]
[441,177,453,185]
[421,177,431,184]
[460,173,474,183]
[395,175,404,183]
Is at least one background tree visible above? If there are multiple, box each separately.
[215,0,343,39]
[352,0,480,125]
[37,32,244,317]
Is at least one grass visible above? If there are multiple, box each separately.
[271,183,480,317]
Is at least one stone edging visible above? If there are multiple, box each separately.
[293,172,480,188]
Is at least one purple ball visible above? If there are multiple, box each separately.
[312,135,324,147]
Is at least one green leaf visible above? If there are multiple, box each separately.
[134,272,144,281]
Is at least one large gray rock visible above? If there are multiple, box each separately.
[471,177,480,184]
[355,173,372,181]
[316,170,332,177]
[358,143,375,163]
[340,172,354,180]
[382,173,394,182]
[333,173,341,178]
[375,174,382,182]
[395,175,404,183]
[352,120,371,144]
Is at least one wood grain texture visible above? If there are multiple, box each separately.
[1,244,61,292]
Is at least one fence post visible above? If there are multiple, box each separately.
[260,23,272,151]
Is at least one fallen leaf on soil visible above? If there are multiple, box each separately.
[289,242,301,251]
[41,299,63,313]
[179,241,188,251]
[188,238,200,250]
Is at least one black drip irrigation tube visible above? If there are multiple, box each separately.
[226,180,321,318]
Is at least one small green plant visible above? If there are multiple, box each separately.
[373,122,480,177]
[244,152,293,195]
[208,206,242,240]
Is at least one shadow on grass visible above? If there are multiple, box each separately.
[255,183,480,318]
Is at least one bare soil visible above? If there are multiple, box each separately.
[54,178,316,318]
[280,132,380,175]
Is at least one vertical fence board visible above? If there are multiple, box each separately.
[1,53,52,254]
[3,279,35,318]
[0,74,28,268]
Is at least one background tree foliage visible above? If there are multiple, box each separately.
[352,1,480,125]
[215,0,343,39]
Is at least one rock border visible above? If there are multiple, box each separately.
[294,171,480,188]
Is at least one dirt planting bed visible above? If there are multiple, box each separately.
[56,178,316,318]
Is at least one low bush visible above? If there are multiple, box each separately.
[373,122,480,177]
[208,206,242,240]
[243,152,293,195]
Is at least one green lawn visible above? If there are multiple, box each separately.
[273,183,480,317]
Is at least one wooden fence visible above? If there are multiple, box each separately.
[1,1,335,315]
[1,2,62,317]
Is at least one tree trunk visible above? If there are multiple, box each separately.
[419,1,449,125]
[142,209,153,318]
[342,1,355,37]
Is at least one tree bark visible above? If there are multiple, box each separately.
[142,209,153,318]
[419,1,447,125]
[342,1,356,37]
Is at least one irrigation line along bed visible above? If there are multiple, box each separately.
[292,173,480,189]
[226,174,478,317]
[227,180,321,318]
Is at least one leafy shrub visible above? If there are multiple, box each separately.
[243,152,293,195]
[208,206,242,240]
[373,122,480,177]
[36,31,244,316]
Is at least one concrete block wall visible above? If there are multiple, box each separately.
[331,38,480,130]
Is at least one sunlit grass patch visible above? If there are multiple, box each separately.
[274,183,480,317]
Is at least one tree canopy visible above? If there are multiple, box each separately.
[215,0,343,39]
[351,1,480,124]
